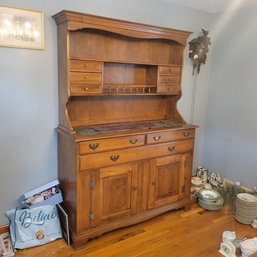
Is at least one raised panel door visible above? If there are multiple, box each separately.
[91,163,139,226]
[148,154,184,209]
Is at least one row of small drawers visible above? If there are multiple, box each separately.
[79,129,194,155]
[69,60,182,94]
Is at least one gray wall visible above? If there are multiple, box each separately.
[0,0,213,225]
[203,6,257,186]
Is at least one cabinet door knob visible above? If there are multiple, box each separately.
[151,181,156,186]
[153,136,161,141]
[168,146,175,152]
[89,143,99,150]
[110,155,120,161]
[129,139,138,144]
[132,186,138,191]
[183,132,190,137]
[89,213,95,220]
[84,87,89,91]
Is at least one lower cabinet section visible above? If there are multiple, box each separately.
[58,130,195,249]
[72,154,192,248]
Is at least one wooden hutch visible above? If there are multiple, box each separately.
[53,10,196,248]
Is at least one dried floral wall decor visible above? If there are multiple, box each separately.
[188,29,211,75]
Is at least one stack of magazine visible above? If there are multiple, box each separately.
[0,232,15,256]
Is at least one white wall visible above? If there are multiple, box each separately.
[203,6,257,186]
[0,0,213,225]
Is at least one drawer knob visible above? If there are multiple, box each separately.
[183,132,190,137]
[132,186,138,191]
[84,64,88,68]
[84,87,89,91]
[151,181,156,186]
[110,155,120,162]
[168,146,175,152]
[129,139,138,144]
[89,143,99,150]
[153,136,161,141]
[84,76,88,80]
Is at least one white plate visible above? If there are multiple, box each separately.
[199,189,219,199]
[237,193,257,203]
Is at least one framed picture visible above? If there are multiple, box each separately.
[0,5,44,49]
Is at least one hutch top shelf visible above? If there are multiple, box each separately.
[53,10,192,132]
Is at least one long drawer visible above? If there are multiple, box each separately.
[147,129,195,144]
[79,135,145,154]
[79,139,194,170]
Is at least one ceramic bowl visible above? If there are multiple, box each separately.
[191,177,203,186]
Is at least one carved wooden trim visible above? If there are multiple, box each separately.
[53,10,191,45]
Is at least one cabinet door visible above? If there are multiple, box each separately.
[91,163,142,226]
[148,154,185,209]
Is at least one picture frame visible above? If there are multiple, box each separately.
[0,5,44,50]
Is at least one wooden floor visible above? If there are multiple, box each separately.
[15,203,257,257]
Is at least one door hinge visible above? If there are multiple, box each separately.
[90,178,95,191]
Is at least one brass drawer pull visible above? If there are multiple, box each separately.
[183,132,190,137]
[129,139,138,144]
[153,136,161,141]
[168,146,175,152]
[89,143,99,150]
[110,155,120,162]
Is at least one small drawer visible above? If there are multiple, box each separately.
[70,84,102,94]
[79,135,145,154]
[159,66,181,75]
[147,129,195,144]
[158,75,180,84]
[70,60,102,72]
[79,139,194,170]
[70,72,102,84]
[157,85,179,94]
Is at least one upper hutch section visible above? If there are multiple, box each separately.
[53,10,191,130]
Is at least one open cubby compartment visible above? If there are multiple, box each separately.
[103,62,158,94]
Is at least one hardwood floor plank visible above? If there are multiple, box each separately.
[14,203,257,257]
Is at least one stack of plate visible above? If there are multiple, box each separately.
[235,193,257,224]
[198,189,224,211]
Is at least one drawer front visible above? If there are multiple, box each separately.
[70,84,101,94]
[79,139,194,170]
[79,135,145,154]
[157,85,179,94]
[147,129,195,144]
[70,60,102,72]
[159,66,181,75]
[158,75,180,84]
[70,72,102,84]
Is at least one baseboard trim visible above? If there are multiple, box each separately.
[0,224,9,234]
